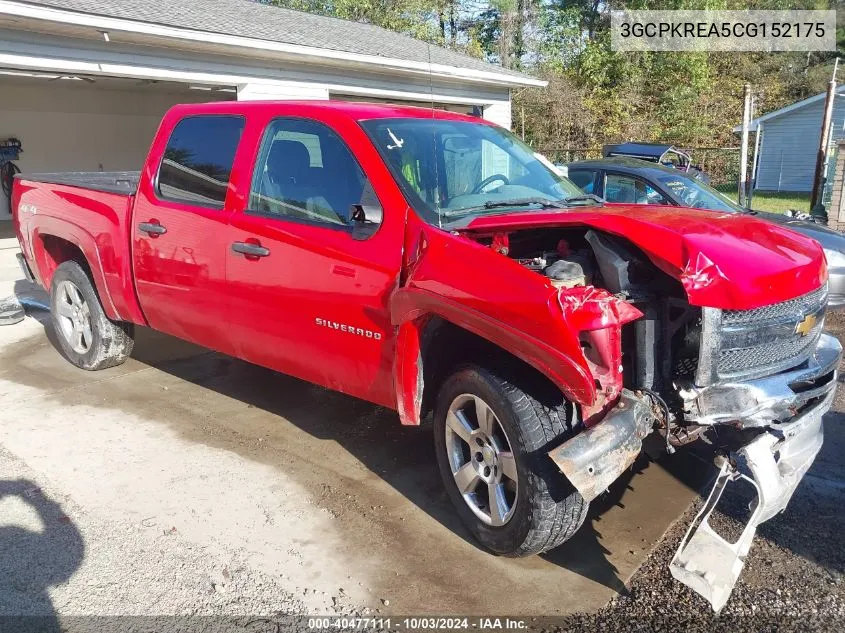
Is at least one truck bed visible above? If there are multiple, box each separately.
[15,171,140,195]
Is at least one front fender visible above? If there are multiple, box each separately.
[390,287,595,425]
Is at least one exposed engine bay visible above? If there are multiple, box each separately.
[478,227,703,427]
[467,225,841,612]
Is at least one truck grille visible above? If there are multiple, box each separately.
[697,285,828,384]
[717,330,822,375]
[721,284,828,327]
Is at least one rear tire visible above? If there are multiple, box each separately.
[433,364,588,557]
[50,261,134,370]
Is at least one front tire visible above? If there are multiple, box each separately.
[50,261,134,370]
[434,365,588,557]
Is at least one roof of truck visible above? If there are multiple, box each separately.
[169,100,493,123]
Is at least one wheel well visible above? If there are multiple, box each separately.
[419,317,569,420]
[38,234,91,285]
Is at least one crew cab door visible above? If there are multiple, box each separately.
[225,113,406,407]
[132,113,244,354]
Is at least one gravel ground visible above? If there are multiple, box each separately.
[540,312,845,632]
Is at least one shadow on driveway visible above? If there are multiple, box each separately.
[0,479,84,632]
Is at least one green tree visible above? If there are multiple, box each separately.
[262,0,844,183]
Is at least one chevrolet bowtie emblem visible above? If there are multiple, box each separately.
[795,313,818,337]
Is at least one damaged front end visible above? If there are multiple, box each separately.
[548,284,840,612]
[457,217,838,611]
[548,388,654,502]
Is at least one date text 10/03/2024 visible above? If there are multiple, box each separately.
[307,617,528,630]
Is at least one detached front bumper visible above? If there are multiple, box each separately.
[670,331,840,611]
[549,331,840,612]
[670,385,834,611]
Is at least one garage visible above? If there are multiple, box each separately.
[0,73,234,217]
[0,0,542,219]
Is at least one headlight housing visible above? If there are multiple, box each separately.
[824,248,845,269]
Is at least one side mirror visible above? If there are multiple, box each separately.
[350,204,383,241]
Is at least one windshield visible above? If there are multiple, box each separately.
[654,172,741,213]
[360,118,586,225]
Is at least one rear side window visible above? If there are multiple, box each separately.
[157,115,245,208]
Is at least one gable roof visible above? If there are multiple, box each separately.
[733,86,845,132]
[10,0,543,87]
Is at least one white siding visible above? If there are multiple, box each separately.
[482,101,512,130]
[237,82,329,101]
[755,94,845,192]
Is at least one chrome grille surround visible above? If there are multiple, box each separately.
[696,285,828,386]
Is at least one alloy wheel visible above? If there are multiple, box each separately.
[444,393,518,526]
[55,280,93,354]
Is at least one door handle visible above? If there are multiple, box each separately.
[138,222,167,236]
[232,241,271,258]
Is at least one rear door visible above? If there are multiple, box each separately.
[132,113,244,353]
[225,112,406,407]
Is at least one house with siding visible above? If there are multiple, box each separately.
[735,87,845,192]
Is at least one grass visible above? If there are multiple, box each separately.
[713,184,810,214]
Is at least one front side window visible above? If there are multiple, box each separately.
[249,118,376,227]
[604,174,668,205]
[157,115,244,207]
[361,118,586,226]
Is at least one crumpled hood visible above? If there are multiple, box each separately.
[457,204,827,310]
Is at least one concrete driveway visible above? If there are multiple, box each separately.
[0,240,700,618]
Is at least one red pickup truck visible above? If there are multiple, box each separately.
[12,101,841,610]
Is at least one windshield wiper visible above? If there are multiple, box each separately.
[564,194,604,205]
[441,197,568,219]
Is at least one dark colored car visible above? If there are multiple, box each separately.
[563,157,845,308]
[602,142,710,182]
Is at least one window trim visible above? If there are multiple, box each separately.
[154,114,246,210]
[245,116,383,237]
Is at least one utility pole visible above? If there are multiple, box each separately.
[748,95,760,209]
[811,57,839,212]
[738,83,752,208]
